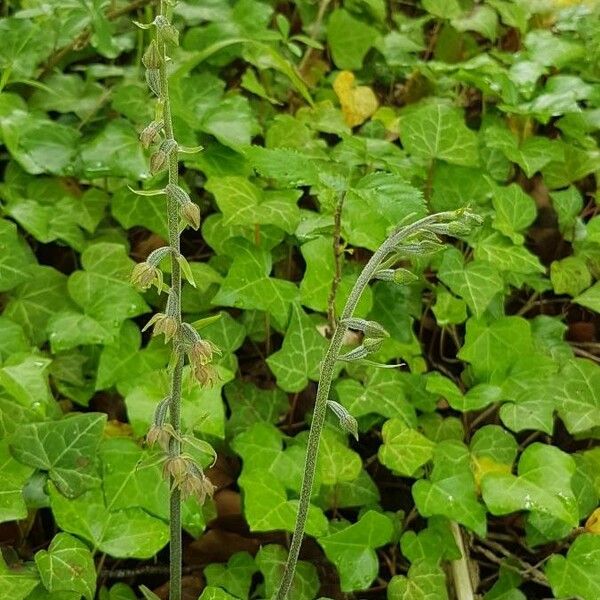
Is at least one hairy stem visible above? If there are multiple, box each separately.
[326,192,345,332]
[157,3,184,598]
[274,211,457,599]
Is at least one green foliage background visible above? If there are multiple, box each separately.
[1,0,599,598]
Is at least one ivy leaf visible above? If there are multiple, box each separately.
[412,440,487,537]
[237,469,328,537]
[400,516,460,565]
[546,534,600,600]
[481,443,578,527]
[10,412,106,497]
[555,358,600,434]
[399,100,479,167]
[318,429,362,485]
[206,176,301,234]
[316,469,380,510]
[335,368,417,424]
[0,18,53,79]
[550,256,591,297]
[47,311,113,353]
[96,321,170,393]
[212,239,298,328]
[491,185,537,244]
[343,173,426,250]
[470,425,517,489]
[474,232,546,277]
[483,563,526,600]
[484,126,563,177]
[4,265,76,344]
[575,281,600,313]
[34,533,96,600]
[499,353,559,434]
[452,5,498,41]
[111,187,169,238]
[225,379,288,436]
[48,482,169,559]
[378,418,435,477]
[257,545,319,600]
[438,248,504,318]
[458,316,534,382]
[266,303,327,393]
[201,95,260,149]
[68,243,149,330]
[426,374,502,413]
[318,511,394,592]
[327,9,378,70]
[0,354,52,409]
[79,120,147,180]
[204,552,256,600]
[1,110,80,175]
[244,146,320,187]
[0,219,35,292]
[232,424,328,537]
[388,560,449,600]
[0,553,38,600]
[0,439,34,523]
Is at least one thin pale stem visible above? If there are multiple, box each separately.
[156,4,184,598]
[274,211,457,599]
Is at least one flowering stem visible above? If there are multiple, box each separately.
[157,2,184,598]
[274,210,460,600]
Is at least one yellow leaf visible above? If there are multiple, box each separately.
[473,456,512,492]
[585,507,600,534]
[333,70,379,128]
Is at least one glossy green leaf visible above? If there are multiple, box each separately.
[413,440,487,536]
[438,248,503,318]
[0,219,35,292]
[481,443,578,527]
[266,303,327,392]
[546,534,600,600]
[68,243,149,330]
[257,544,319,600]
[35,533,96,600]
[4,266,76,344]
[388,560,449,600]
[0,553,38,600]
[204,552,256,599]
[555,358,600,434]
[206,176,301,234]
[318,511,394,592]
[327,9,378,70]
[48,482,169,559]
[0,439,34,523]
[400,100,479,167]
[378,418,435,477]
[10,412,106,497]
[212,239,298,328]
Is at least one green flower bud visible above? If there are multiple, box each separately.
[131,261,162,291]
[180,470,215,503]
[145,68,161,97]
[362,336,384,353]
[140,120,163,148]
[142,40,162,69]
[154,15,179,46]
[163,456,190,484]
[393,268,419,285]
[150,139,177,174]
[181,201,201,230]
[143,312,179,342]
